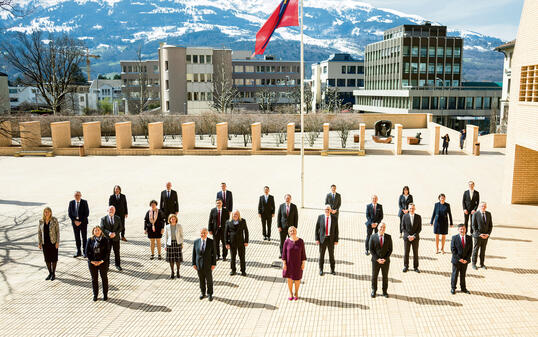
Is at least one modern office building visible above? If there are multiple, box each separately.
[120,60,160,114]
[353,23,501,130]
[494,40,516,126]
[159,44,232,114]
[311,53,364,112]
[232,53,301,110]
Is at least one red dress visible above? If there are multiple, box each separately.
[282,238,306,280]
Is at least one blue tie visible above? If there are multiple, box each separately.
[201,240,205,253]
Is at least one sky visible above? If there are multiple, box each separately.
[366,0,523,41]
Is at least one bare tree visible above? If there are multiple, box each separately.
[199,112,218,144]
[130,45,151,115]
[229,114,252,147]
[256,88,277,113]
[0,0,36,20]
[289,83,313,113]
[211,57,237,114]
[489,106,499,134]
[1,31,86,114]
[304,114,323,147]
[333,117,354,148]
[325,87,344,113]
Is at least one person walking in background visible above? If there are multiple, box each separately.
[160,182,178,224]
[86,226,110,301]
[430,194,453,254]
[471,202,493,270]
[68,191,89,258]
[225,210,249,276]
[398,186,413,239]
[165,214,184,279]
[441,133,450,154]
[217,182,233,216]
[38,207,60,281]
[402,203,422,273]
[100,206,122,271]
[258,186,275,241]
[277,194,298,259]
[144,200,165,260]
[450,224,472,295]
[370,223,392,298]
[192,228,216,301]
[315,205,339,276]
[109,185,128,241]
[325,185,341,219]
[462,181,480,234]
[208,198,229,261]
[365,195,383,256]
[282,226,306,301]
[460,129,466,150]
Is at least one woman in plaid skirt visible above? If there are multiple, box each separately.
[165,214,184,279]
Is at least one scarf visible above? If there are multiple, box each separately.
[149,208,158,231]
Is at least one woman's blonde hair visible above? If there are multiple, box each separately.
[168,214,178,224]
[288,226,297,235]
[91,226,103,239]
[42,207,52,222]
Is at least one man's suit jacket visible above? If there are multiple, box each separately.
[68,199,89,225]
[325,192,342,213]
[402,213,422,240]
[471,211,493,238]
[369,233,393,263]
[208,207,230,233]
[109,193,128,217]
[315,214,339,244]
[217,190,233,212]
[365,203,383,226]
[160,189,179,216]
[462,190,480,212]
[192,238,216,271]
[225,219,249,246]
[258,194,275,217]
[451,234,473,264]
[277,203,298,230]
[100,215,122,241]
[398,194,414,217]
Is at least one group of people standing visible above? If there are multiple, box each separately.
[37,180,493,302]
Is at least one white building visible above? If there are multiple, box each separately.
[494,40,516,125]
[8,86,48,109]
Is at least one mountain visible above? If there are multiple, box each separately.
[1,0,505,81]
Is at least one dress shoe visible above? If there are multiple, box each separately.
[103,295,108,301]
[241,272,246,276]
[383,292,389,298]
[399,233,402,239]
[223,257,227,261]
[45,274,52,281]
[414,268,420,273]
[402,267,409,273]
[208,295,213,301]
[199,295,206,300]
[365,251,370,256]
[74,252,82,258]
[121,237,127,242]
[267,238,271,241]
[319,270,324,276]
[93,296,97,302]
[217,256,221,261]
[371,291,376,298]
[330,270,336,275]
[116,266,122,271]
[461,289,471,294]
[150,255,154,260]
[263,237,267,241]
[170,273,175,279]
[450,289,456,295]
[176,271,180,278]
[50,274,55,281]
[158,255,162,260]
[230,271,236,276]
[279,255,282,259]
[480,265,487,270]
[472,265,478,270]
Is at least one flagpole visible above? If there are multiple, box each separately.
[299,0,305,209]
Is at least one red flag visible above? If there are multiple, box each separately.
[254,0,299,56]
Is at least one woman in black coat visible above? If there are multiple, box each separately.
[441,134,450,154]
[144,200,165,260]
[430,193,453,254]
[398,186,413,238]
[86,226,110,301]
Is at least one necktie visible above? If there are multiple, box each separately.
[217,210,221,227]
[167,191,170,199]
[286,205,289,216]
[461,236,465,248]
[332,193,335,201]
[110,216,113,225]
[380,236,383,248]
[373,204,376,215]
[76,202,79,217]
[201,240,205,253]
[117,194,119,201]
[483,213,486,224]
[265,195,268,203]
[325,216,329,236]
[223,192,226,205]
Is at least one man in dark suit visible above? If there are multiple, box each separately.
[450,224,472,294]
[100,206,123,271]
[109,185,128,241]
[402,203,422,273]
[216,182,233,216]
[68,191,90,258]
[160,182,178,223]
[369,222,392,298]
[365,195,383,256]
[471,202,493,270]
[192,227,216,301]
[462,181,479,233]
[277,194,298,258]
[208,199,230,261]
[325,184,342,219]
[225,210,249,276]
[258,186,275,241]
[315,205,339,276]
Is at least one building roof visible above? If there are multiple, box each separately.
[327,53,362,62]
[0,72,7,77]
[494,40,516,51]
[90,79,122,89]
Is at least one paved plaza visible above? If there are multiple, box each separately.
[0,153,537,336]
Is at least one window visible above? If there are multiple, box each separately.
[457,97,465,109]
[186,55,191,63]
[465,97,473,109]
[127,66,132,72]
[429,46,436,57]
[193,55,198,64]
[245,79,254,86]
[454,47,461,57]
[421,96,429,109]
[166,101,170,111]
[10,97,18,102]
[431,97,439,109]
[445,80,451,87]
[206,74,212,82]
[452,80,459,87]
[348,66,356,74]
[403,46,410,56]
[206,55,212,64]
[402,79,409,87]
[453,63,460,74]
[437,47,444,57]
[79,96,85,102]
[475,97,483,109]
[187,74,193,82]
[445,64,452,74]
[427,79,435,86]
[357,66,364,74]
[187,92,192,100]
[323,66,327,74]
[199,74,205,82]
[404,62,410,74]
[484,97,492,109]
[448,97,456,109]
[357,79,364,87]
[207,92,213,101]
[337,79,346,87]
[428,63,435,74]
[194,74,199,82]
[412,46,419,56]
[412,97,420,109]
[437,63,443,73]
[327,79,335,87]
[411,63,418,73]
[200,92,206,101]
[446,47,453,57]
[440,96,447,109]
[255,79,261,85]
[419,63,426,74]
[419,79,426,87]
[199,55,205,64]
[342,66,346,74]
[420,47,427,57]
[153,65,159,73]
[234,65,243,72]
[347,79,356,87]
[245,66,254,72]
